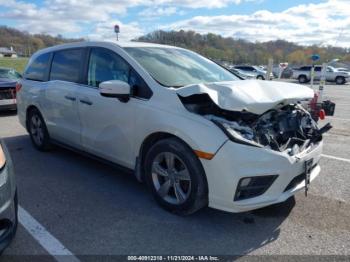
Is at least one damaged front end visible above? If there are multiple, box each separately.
[179,93,332,156]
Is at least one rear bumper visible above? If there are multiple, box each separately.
[0,99,17,111]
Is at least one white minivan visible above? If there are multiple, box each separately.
[17,41,329,215]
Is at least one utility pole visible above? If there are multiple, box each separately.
[266,58,273,81]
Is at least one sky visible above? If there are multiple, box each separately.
[0,0,349,47]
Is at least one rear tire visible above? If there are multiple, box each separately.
[335,76,345,85]
[27,108,51,151]
[144,138,208,215]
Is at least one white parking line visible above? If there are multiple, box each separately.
[322,154,350,163]
[19,206,80,262]
[328,117,350,121]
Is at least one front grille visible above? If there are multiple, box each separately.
[0,88,16,100]
[284,164,317,192]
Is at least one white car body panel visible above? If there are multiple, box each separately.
[17,41,325,213]
[44,80,81,148]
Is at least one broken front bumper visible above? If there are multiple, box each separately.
[201,140,323,213]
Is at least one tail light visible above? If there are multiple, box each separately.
[15,82,22,93]
[319,109,325,120]
[309,92,319,111]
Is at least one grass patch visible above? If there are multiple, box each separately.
[0,57,29,73]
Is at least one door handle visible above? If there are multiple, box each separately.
[64,95,76,101]
[79,99,93,106]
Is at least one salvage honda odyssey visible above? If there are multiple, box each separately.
[17,41,330,215]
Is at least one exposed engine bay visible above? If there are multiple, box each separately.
[179,93,332,156]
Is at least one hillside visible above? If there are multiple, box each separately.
[1,25,350,66]
[0,26,84,57]
[137,30,350,65]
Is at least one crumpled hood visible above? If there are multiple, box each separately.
[176,80,314,114]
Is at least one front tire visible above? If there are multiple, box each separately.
[28,109,51,151]
[144,138,208,215]
[257,75,265,80]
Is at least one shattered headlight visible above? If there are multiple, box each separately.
[211,118,262,148]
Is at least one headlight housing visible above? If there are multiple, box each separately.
[0,143,6,170]
[212,119,262,148]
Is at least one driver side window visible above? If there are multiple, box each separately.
[88,48,130,88]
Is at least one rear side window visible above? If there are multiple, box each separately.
[300,66,311,71]
[50,49,84,83]
[24,52,51,81]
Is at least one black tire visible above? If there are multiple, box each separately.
[257,75,265,80]
[298,75,307,83]
[144,138,208,215]
[335,76,345,85]
[27,108,51,151]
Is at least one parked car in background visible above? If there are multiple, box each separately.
[292,65,350,85]
[228,68,255,79]
[233,65,273,80]
[0,68,22,111]
[18,41,328,215]
[272,66,294,79]
[333,67,349,73]
[0,140,18,253]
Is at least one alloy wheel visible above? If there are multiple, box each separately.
[30,114,44,146]
[151,152,191,205]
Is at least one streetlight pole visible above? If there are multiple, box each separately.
[114,25,120,41]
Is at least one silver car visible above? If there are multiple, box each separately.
[0,140,17,253]
[233,65,273,80]
[292,65,350,85]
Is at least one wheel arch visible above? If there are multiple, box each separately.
[135,132,208,186]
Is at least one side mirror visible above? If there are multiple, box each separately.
[99,80,131,102]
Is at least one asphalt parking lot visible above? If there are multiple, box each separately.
[0,81,349,260]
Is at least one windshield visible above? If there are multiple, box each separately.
[0,69,21,80]
[124,47,238,87]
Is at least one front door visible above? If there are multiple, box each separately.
[77,47,140,167]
